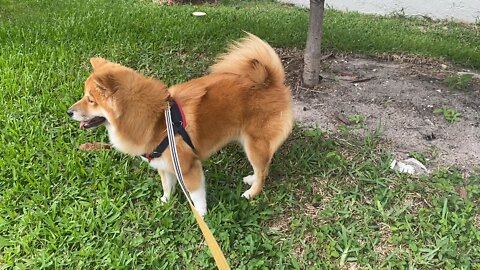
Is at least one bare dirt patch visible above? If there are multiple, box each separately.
[278,48,480,172]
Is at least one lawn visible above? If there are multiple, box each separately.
[0,0,479,269]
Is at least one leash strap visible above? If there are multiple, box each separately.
[165,104,231,270]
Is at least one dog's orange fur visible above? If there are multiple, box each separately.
[68,33,293,215]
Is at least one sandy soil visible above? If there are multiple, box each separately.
[278,48,480,172]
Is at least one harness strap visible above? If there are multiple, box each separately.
[142,100,194,161]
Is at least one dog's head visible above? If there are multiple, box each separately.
[68,57,169,154]
[67,57,128,129]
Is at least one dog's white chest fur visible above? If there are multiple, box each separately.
[107,124,145,156]
[143,156,169,170]
[106,124,169,170]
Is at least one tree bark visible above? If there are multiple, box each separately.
[303,0,325,87]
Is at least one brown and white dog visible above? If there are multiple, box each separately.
[67,33,293,216]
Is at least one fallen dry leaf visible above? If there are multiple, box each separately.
[456,186,468,200]
[79,142,111,151]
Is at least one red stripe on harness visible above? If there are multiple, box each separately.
[174,99,187,128]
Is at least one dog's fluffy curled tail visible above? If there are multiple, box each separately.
[209,33,285,88]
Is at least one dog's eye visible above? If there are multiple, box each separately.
[87,97,95,104]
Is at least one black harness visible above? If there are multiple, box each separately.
[142,100,195,161]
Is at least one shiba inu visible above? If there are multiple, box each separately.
[67,33,293,216]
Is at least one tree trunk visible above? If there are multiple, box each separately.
[303,0,325,87]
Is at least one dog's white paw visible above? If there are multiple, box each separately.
[241,189,251,199]
[160,195,169,204]
[243,175,256,186]
[195,207,207,217]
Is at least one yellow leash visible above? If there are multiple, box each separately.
[165,103,231,270]
[188,202,231,270]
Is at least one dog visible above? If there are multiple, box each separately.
[67,33,293,216]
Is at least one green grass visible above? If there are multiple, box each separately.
[323,11,480,68]
[434,107,463,123]
[1,0,479,269]
[444,73,475,91]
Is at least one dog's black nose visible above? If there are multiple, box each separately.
[67,109,73,117]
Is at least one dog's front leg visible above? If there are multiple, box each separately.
[182,159,207,217]
[159,170,176,204]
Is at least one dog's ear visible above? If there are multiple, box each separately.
[93,73,117,97]
[90,57,108,69]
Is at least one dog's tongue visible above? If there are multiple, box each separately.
[80,121,87,129]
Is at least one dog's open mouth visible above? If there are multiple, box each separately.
[80,116,106,129]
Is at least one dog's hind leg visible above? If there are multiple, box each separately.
[241,136,273,199]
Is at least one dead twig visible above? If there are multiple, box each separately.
[351,76,375,83]
[320,53,334,61]
[333,112,350,125]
